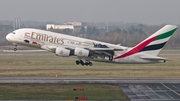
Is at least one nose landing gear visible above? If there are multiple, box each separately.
[13,45,17,51]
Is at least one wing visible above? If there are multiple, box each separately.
[41,44,124,60]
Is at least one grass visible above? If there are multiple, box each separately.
[0,50,180,78]
[0,50,179,100]
[0,83,128,100]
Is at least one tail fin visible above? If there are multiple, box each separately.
[114,25,177,59]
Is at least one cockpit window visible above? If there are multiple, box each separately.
[12,32,15,34]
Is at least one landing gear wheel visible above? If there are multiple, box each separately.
[89,62,93,66]
[80,60,84,66]
[76,60,80,65]
[13,48,17,51]
[85,62,89,66]
[13,44,17,51]
[85,61,93,66]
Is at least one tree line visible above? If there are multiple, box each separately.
[0,24,180,49]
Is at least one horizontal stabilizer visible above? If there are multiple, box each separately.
[139,55,167,60]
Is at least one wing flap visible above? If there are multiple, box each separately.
[87,47,123,51]
[88,48,114,51]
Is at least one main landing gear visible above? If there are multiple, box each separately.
[76,60,93,66]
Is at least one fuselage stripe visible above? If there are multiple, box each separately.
[155,28,177,41]
[113,35,158,59]
[140,42,167,52]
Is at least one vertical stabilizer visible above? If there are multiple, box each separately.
[114,25,177,59]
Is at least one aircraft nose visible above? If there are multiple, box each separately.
[6,33,15,42]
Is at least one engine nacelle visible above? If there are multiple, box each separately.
[74,47,89,57]
[55,47,70,57]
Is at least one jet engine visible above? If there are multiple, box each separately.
[55,47,70,57]
[74,47,89,57]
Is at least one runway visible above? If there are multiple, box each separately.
[0,78,180,101]
[0,77,180,83]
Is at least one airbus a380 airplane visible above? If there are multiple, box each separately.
[6,25,177,66]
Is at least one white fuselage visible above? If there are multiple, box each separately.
[6,28,167,64]
[7,29,123,49]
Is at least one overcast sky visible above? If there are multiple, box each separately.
[0,0,180,25]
